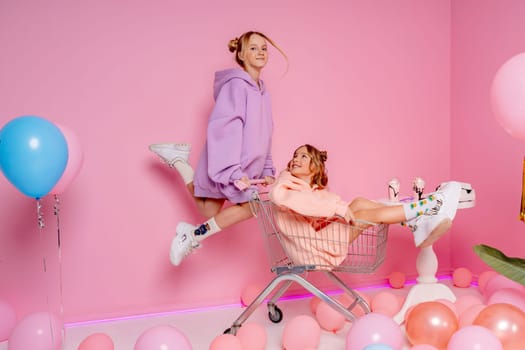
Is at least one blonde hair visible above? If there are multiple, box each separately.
[228,31,288,68]
[287,144,328,189]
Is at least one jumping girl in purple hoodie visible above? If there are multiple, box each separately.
[149,31,286,266]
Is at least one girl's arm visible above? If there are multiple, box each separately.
[269,171,349,218]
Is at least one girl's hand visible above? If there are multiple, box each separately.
[239,176,251,187]
[264,176,275,185]
[344,207,356,224]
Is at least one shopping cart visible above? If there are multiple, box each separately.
[224,188,389,335]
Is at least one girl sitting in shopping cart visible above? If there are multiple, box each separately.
[269,144,462,249]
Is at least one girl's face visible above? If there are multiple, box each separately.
[289,146,313,181]
[239,34,268,71]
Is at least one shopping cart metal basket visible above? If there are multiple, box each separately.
[224,191,389,335]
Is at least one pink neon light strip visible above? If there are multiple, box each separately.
[65,274,461,328]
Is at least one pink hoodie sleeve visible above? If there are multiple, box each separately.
[269,171,349,218]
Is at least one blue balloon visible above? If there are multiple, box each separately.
[0,116,68,199]
[363,344,394,350]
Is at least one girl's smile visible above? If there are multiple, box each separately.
[289,146,312,182]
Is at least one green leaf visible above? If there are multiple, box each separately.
[473,244,525,286]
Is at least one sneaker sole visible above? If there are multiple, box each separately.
[439,182,462,220]
[418,218,452,248]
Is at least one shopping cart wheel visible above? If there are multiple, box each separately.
[268,305,283,323]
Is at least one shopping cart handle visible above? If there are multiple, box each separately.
[234,179,266,191]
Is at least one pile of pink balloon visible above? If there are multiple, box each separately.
[365,270,524,349]
[0,115,83,199]
[404,299,525,350]
[304,267,525,350]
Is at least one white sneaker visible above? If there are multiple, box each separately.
[435,181,462,220]
[149,143,191,167]
[169,222,200,266]
[408,213,452,248]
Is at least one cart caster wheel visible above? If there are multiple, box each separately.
[268,306,283,323]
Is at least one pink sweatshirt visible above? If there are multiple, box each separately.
[269,171,349,218]
[269,171,353,267]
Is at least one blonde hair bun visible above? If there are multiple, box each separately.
[320,151,328,162]
[228,38,239,53]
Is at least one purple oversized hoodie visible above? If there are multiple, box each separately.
[193,68,275,203]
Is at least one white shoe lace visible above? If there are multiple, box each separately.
[426,199,443,216]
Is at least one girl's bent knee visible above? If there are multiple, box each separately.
[199,207,220,218]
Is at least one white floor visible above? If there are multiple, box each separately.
[0,279,483,350]
[65,296,352,349]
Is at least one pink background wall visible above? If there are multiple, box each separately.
[0,0,522,323]
[450,0,525,271]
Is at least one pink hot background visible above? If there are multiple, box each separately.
[0,0,523,323]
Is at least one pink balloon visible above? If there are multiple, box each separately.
[488,288,525,311]
[452,267,473,288]
[404,305,416,324]
[209,334,242,350]
[0,300,17,341]
[435,299,459,319]
[483,274,525,301]
[236,323,266,350]
[454,294,483,316]
[339,291,371,318]
[282,315,320,350]
[316,301,346,332]
[134,325,192,350]
[388,271,406,289]
[240,283,263,307]
[78,332,114,350]
[310,296,321,315]
[447,325,503,350]
[491,52,525,140]
[50,124,84,195]
[473,303,525,350]
[477,270,498,294]
[405,302,458,349]
[371,291,401,317]
[410,345,438,350]
[458,304,486,328]
[346,313,403,350]
[8,312,63,350]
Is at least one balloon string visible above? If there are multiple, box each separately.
[37,199,62,349]
[54,195,65,317]
[37,200,47,275]
[53,195,65,349]
[37,200,55,346]
[37,199,45,229]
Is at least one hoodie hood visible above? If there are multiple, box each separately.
[213,68,264,100]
